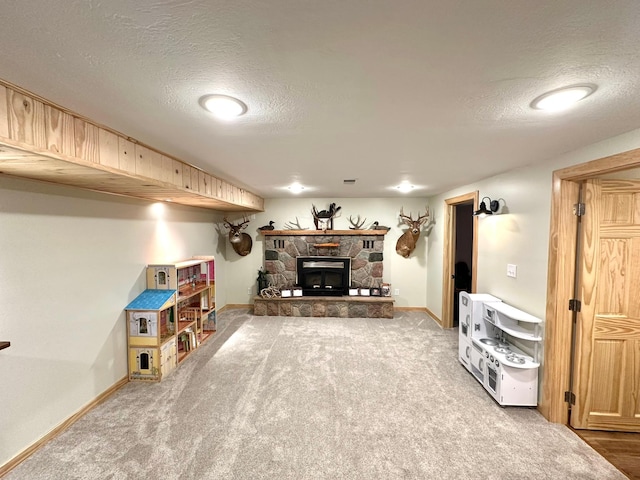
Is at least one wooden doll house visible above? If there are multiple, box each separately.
[126,256,216,382]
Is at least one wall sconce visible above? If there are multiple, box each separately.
[473,197,500,217]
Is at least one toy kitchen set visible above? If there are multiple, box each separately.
[458,292,542,406]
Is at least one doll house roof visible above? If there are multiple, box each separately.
[125,289,176,311]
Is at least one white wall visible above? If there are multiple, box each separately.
[0,176,227,466]
[224,197,431,308]
[426,127,640,320]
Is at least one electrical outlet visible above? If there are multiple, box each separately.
[394,288,400,296]
[247,286,252,294]
[507,264,517,278]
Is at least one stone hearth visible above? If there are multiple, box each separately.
[253,295,394,318]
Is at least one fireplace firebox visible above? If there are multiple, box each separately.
[296,256,351,296]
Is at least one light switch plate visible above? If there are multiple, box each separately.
[507,264,517,278]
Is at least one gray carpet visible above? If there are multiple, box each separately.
[5,310,626,479]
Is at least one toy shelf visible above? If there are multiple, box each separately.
[126,256,215,382]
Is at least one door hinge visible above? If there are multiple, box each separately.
[565,391,576,405]
[568,299,581,312]
[573,203,585,216]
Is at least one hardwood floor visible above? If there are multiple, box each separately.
[573,428,640,480]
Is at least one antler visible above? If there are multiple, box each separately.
[416,207,430,225]
[348,215,367,230]
[223,216,250,231]
[284,217,307,230]
[399,207,430,226]
[237,215,250,230]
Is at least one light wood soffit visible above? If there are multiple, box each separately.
[0,79,264,212]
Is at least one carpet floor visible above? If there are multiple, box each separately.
[4,310,626,479]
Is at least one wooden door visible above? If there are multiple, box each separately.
[571,179,640,432]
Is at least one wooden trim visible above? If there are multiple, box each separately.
[556,147,640,180]
[0,341,10,350]
[540,175,580,423]
[441,191,478,329]
[541,148,640,424]
[424,307,443,326]
[260,229,389,236]
[219,304,252,312]
[0,376,128,477]
[394,306,428,312]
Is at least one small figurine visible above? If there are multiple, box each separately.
[371,221,391,231]
[259,220,275,231]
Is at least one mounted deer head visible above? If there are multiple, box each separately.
[223,216,253,256]
[395,207,431,258]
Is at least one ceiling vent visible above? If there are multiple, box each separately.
[343,179,357,184]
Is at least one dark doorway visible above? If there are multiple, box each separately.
[452,202,474,326]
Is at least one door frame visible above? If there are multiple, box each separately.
[441,191,479,329]
[541,147,640,424]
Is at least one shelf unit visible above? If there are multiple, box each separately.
[126,256,215,381]
[483,302,543,344]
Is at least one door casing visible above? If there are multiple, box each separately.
[541,148,640,424]
[441,191,478,329]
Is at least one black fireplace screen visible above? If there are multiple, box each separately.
[296,256,351,296]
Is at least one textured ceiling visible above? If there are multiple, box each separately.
[2,1,640,198]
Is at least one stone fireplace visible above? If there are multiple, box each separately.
[256,229,393,318]
[261,230,387,291]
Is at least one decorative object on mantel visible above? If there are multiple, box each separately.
[395,207,431,258]
[258,220,275,230]
[223,216,253,256]
[284,217,308,230]
[313,243,340,248]
[371,287,381,296]
[348,215,367,230]
[281,289,292,297]
[370,221,391,231]
[311,203,342,230]
[381,283,391,297]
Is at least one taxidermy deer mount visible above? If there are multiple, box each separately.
[223,216,253,256]
[395,207,431,258]
[311,203,341,230]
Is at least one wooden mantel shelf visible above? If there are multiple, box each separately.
[0,80,264,213]
[0,341,10,351]
[261,229,390,236]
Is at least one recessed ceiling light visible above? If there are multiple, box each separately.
[530,84,596,112]
[396,183,415,193]
[288,183,305,194]
[199,94,248,120]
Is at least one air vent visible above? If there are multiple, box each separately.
[343,179,357,184]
